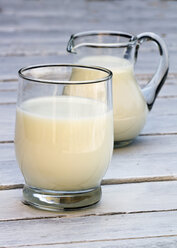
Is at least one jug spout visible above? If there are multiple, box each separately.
[67,30,137,63]
[136,32,169,110]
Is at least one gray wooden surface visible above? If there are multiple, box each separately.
[0,0,177,247]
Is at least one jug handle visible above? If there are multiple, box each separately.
[136,32,169,110]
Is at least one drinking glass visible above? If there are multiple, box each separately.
[15,64,113,211]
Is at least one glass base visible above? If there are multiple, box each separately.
[114,139,133,148]
[22,185,102,211]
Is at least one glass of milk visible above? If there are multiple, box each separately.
[67,31,169,147]
[15,64,113,211]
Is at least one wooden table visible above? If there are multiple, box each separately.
[1,0,177,247]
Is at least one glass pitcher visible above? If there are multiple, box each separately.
[66,31,169,147]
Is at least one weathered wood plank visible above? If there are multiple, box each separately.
[1,134,177,188]
[107,134,177,180]
[0,143,14,161]
[0,38,175,56]
[0,0,176,38]
[1,0,176,17]
[15,237,177,248]
[0,42,67,56]
[1,210,177,247]
[150,98,177,116]
[0,55,69,81]
[0,90,17,103]
[0,104,15,142]
[1,181,177,221]
[0,160,23,189]
[142,114,177,135]
[0,81,17,90]
[0,18,175,38]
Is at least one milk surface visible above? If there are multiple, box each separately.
[15,96,113,191]
[77,56,148,141]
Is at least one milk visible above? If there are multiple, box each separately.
[74,56,148,141]
[15,96,113,191]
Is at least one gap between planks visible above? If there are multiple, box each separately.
[6,234,177,248]
[1,175,177,191]
[1,131,177,145]
[2,208,177,224]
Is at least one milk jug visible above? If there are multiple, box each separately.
[67,31,169,147]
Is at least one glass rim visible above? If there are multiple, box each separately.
[18,63,113,85]
[67,30,137,52]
